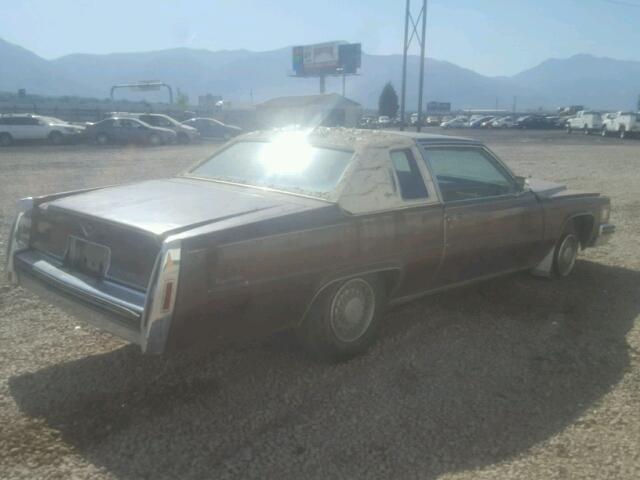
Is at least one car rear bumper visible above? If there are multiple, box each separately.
[13,250,146,345]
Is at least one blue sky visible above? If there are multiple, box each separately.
[2,0,640,76]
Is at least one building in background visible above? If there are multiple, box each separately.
[256,94,362,128]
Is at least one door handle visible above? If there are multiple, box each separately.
[446,213,463,223]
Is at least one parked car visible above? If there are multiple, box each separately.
[490,116,515,128]
[601,111,640,138]
[469,116,494,128]
[5,128,614,360]
[514,115,554,129]
[85,117,177,145]
[182,117,242,139]
[546,116,567,129]
[111,113,199,143]
[377,115,391,126]
[359,116,376,128]
[0,114,85,146]
[566,111,603,134]
[440,116,468,128]
[425,116,441,126]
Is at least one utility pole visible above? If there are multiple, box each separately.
[399,0,428,132]
[399,0,410,130]
[319,75,326,95]
[342,74,346,97]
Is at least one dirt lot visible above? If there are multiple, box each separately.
[0,130,639,479]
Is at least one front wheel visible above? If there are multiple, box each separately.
[554,225,580,277]
[601,127,608,137]
[583,125,590,135]
[48,131,64,145]
[619,128,626,139]
[148,133,162,146]
[0,132,13,146]
[96,133,110,145]
[566,125,572,134]
[296,276,386,361]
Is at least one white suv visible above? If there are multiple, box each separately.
[0,114,85,146]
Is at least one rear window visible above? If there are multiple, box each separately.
[189,138,353,197]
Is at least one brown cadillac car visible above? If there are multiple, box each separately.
[5,128,615,360]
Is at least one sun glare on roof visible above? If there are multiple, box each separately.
[260,131,314,175]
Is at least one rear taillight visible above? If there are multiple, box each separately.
[151,246,181,317]
[143,242,182,353]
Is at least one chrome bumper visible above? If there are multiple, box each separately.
[11,245,180,355]
[14,250,145,345]
[593,223,615,247]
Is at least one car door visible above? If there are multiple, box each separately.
[121,119,147,142]
[9,117,33,139]
[420,145,544,286]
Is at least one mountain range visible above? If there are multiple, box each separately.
[1,38,638,111]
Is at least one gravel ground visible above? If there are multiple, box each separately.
[0,131,639,479]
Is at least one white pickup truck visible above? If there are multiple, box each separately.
[565,111,602,134]
[601,112,640,139]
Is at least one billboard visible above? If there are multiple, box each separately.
[426,101,452,113]
[292,42,361,76]
[128,81,163,92]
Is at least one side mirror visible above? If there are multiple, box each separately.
[515,175,528,192]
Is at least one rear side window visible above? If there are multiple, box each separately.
[390,150,428,200]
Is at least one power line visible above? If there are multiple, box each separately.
[597,0,640,8]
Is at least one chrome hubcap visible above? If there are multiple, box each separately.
[557,234,578,276]
[330,279,375,343]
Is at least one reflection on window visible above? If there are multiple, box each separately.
[189,139,353,197]
[426,148,515,202]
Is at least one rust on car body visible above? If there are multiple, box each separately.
[5,128,615,355]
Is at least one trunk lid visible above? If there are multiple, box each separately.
[31,177,324,289]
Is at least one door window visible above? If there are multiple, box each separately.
[426,148,516,202]
[390,149,428,200]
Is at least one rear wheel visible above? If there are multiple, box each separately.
[601,127,608,137]
[148,133,162,146]
[553,224,580,277]
[96,133,110,145]
[566,125,572,134]
[48,131,64,145]
[296,275,386,361]
[583,125,589,135]
[177,132,190,144]
[0,132,13,146]
[619,127,626,139]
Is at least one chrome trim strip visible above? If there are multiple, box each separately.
[389,267,529,306]
[5,197,33,284]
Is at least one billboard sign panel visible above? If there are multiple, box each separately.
[129,81,163,92]
[293,42,361,76]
